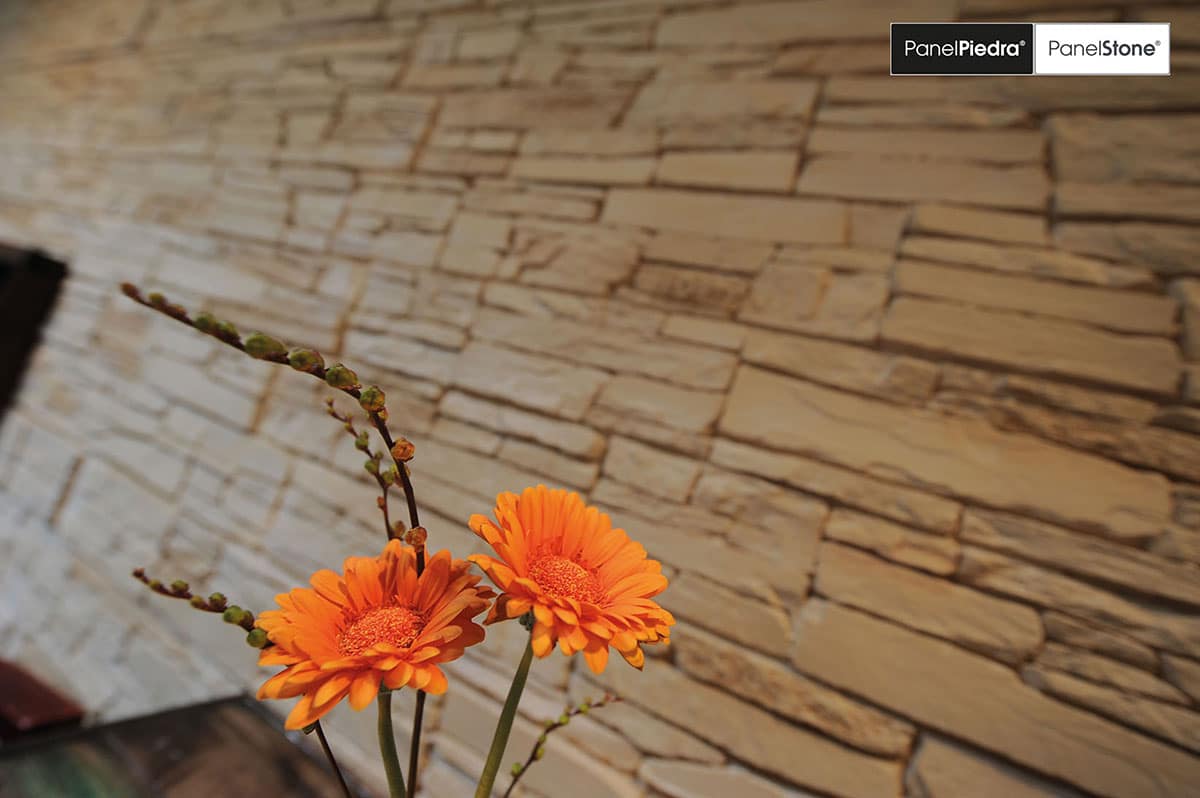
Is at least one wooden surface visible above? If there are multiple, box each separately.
[0,697,366,798]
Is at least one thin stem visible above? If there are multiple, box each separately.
[502,693,620,798]
[377,692,407,798]
[406,693,426,797]
[314,720,355,798]
[475,634,535,798]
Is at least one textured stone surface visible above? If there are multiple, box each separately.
[906,736,1082,798]
[3,2,1200,795]
[794,601,1200,798]
[720,366,1171,540]
[883,296,1181,395]
[961,510,1200,606]
[824,509,959,575]
[602,188,847,245]
[816,543,1041,662]
[893,259,1177,335]
[676,625,916,757]
[596,659,903,798]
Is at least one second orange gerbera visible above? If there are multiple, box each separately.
[468,486,674,673]
[256,541,494,729]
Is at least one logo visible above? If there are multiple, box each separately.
[892,22,1170,76]
[892,23,1033,75]
[1037,23,1169,75]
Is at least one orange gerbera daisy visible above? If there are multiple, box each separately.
[255,541,494,730]
[468,485,674,674]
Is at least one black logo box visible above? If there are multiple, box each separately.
[892,23,1034,75]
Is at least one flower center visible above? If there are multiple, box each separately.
[529,555,605,605]
[338,605,426,656]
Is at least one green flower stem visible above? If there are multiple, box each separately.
[378,692,408,798]
[475,633,535,798]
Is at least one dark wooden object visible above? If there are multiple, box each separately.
[0,696,369,797]
[0,660,85,743]
[0,244,67,421]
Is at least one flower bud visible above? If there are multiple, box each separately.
[359,386,386,413]
[244,332,287,360]
[120,283,142,300]
[214,320,240,344]
[171,580,189,594]
[324,364,360,390]
[246,628,269,648]
[287,348,325,374]
[534,745,545,761]
[558,713,570,725]
[148,292,167,307]
[223,606,247,625]
[381,466,397,486]
[390,438,415,462]
[354,431,370,452]
[148,579,163,590]
[194,312,219,334]
[511,763,523,776]
[364,459,379,476]
[208,592,227,610]
[405,526,427,547]
[189,595,206,609]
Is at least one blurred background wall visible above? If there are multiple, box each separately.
[1,0,1199,795]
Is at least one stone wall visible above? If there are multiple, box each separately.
[1,0,1199,796]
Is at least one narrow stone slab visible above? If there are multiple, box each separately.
[900,235,1153,287]
[1049,114,1200,183]
[656,150,798,193]
[657,0,954,46]
[510,155,656,185]
[816,543,1041,662]
[712,438,962,534]
[1022,666,1200,753]
[793,601,1200,798]
[743,328,938,404]
[675,625,915,758]
[1058,181,1200,224]
[825,510,960,575]
[907,736,1084,798]
[893,259,1177,335]
[1055,221,1200,277]
[961,510,1200,607]
[440,87,629,128]
[882,296,1181,395]
[798,156,1048,211]
[628,79,819,122]
[740,262,888,342]
[596,658,903,798]
[602,188,847,245]
[451,342,608,421]
[719,366,1171,539]
[808,127,1043,164]
[959,547,1200,656]
[911,203,1047,246]
[473,309,737,391]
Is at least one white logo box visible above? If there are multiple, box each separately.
[1035,23,1170,75]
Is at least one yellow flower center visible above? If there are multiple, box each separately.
[529,555,605,605]
[338,606,426,656]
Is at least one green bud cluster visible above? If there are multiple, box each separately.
[359,385,386,413]
[287,348,324,374]
[324,364,360,390]
[244,332,287,360]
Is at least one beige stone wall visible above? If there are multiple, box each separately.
[1,0,1200,795]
